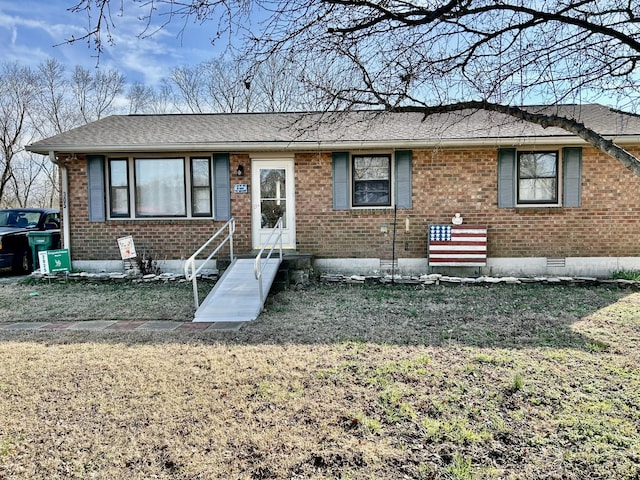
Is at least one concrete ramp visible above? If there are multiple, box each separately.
[193,258,281,323]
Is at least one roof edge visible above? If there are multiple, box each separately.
[27,135,640,155]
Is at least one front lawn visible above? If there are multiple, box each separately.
[0,282,638,479]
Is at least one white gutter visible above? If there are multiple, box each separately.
[50,151,70,256]
[29,135,640,155]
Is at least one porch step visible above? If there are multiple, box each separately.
[214,252,313,294]
[272,267,290,292]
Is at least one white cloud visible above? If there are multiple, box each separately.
[0,0,223,87]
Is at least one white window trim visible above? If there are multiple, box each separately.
[350,151,396,210]
[515,150,563,208]
[106,155,216,220]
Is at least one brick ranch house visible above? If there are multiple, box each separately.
[27,104,640,277]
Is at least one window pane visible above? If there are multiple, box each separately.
[354,156,389,181]
[110,159,128,187]
[353,155,390,206]
[260,169,286,228]
[192,188,211,216]
[135,159,186,216]
[520,152,556,178]
[192,158,210,187]
[261,200,286,228]
[109,159,129,216]
[519,155,537,178]
[191,158,211,216]
[111,187,129,216]
[354,180,390,205]
[536,155,556,177]
[518,152,558,203]
[260,169,286,199]
[519,178,557,202]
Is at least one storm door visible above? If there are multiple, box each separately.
[251,159,296,249]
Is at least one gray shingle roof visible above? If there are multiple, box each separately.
[27,104,640,154]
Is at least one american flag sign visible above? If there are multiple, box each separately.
[428,225,487,267]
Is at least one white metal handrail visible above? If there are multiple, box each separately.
[254,217,283,305]
[184,218,235,308]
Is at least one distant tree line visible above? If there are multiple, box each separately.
[0,55,325,208]
[9,0,640,209]
[66,0,640,175]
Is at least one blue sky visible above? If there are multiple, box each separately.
[0,0,230,86]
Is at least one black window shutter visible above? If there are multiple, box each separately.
[332,152,350,210]
[87,155,106,222]
[395,150,413,209]
[563,147,582,207]
[497,148,516,208]
[213,153,231,220]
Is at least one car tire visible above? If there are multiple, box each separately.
[11,248,32,274]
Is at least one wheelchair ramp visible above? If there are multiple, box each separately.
[193,258,281,323]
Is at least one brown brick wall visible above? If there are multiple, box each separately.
[64,146,640,262]
[66,156,248,262]
[293,146,640,259]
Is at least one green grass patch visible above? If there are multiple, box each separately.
[612,270,640,281]
[0,281,638,478]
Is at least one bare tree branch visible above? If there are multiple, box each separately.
[393,101,640,176]
[57,1,640,173]
[0,64,39,204]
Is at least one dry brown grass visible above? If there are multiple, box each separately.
[0,280,639,479]
[0,280,208,322]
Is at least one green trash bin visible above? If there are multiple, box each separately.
[28,230,61,270]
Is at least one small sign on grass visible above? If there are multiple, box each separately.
[38,249,71,274]
[117,235,137,260]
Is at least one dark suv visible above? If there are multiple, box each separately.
[0,208,60,273]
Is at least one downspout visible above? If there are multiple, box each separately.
[49,150,71,256]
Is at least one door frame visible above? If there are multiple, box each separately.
[251,158,296,250]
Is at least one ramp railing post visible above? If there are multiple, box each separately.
[184,217,235,309]
[254,217,284,307]
[279,217,283,261]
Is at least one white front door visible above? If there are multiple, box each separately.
[251,159,296,250]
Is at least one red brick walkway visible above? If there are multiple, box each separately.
[0,320,244,332]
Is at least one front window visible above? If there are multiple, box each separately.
[518,151,558,204]
[191,158,212,216]
[109,159,130,217]
[353,154,391,207]
[135,158,186,217]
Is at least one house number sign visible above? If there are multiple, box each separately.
[234,184,248,194]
